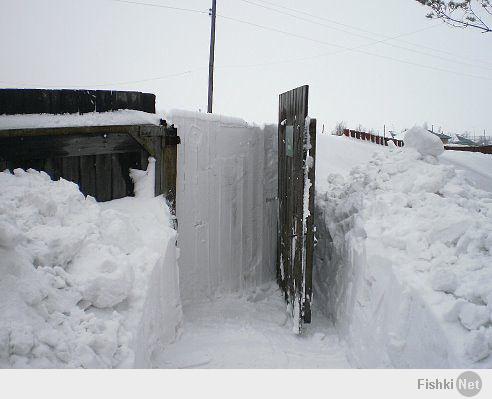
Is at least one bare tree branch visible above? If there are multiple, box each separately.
[415,0,491,32]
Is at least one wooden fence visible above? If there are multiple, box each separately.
[343,128,404,147]
[0,89,155,115]
[0,89,179,209]
[0,123,179,207]
[444,145,492,155]
[342,128,492,154]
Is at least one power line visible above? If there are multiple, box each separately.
[217,14,492,81]
[236,0,492,72]
[104,0,492,77]
[245,0,492,68]
[0,69,206,89]
[107,0,208,15]
[3,0,491,88]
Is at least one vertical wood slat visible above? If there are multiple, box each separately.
[95,154,112,202]
[163,143,178,211]
[303,117,316,323]
[43,157,63,181]
[79,155,96,198]
[111,154,127,199]
[61,157,80,186]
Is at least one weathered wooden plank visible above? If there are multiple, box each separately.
[0,124,152,138]
[61,157,80,186]
[114,152,141,197]
[0,89,156,115]
[95,154,112,201]
[60,89,79,114]
[42,157,63,181]
[0,89,17,115]
[0,133,143,160]
[111,154,127,200]
[142,93,156,114]
[79,155,96,198]
[5,158,43,172]
[95,91,112,112]
[78,90,97,114]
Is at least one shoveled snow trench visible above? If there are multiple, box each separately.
[2,110,492,369]
[154,287,351,369]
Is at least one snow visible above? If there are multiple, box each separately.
[2,108,492,369]
[0,162,181,368]
[155,286,350,368]
[441,150,492,192]
[404,126,444,157]
[314,133,492,368]
[0,110,160,130]
[130,157,156,199]
[168,110,277,303]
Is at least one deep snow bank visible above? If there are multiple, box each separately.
[168,110,277,303]
[0,167,181,368]
[314,131,492,368]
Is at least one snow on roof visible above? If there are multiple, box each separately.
[427,129,451,139]
[453,134,477,146]
[0,110,160,130]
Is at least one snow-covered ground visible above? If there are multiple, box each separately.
[314,130,492,368]
[155,286,350,368]
[441,150,492,193]
[0,163,181,368]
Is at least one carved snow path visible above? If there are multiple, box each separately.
[155,286,351,369]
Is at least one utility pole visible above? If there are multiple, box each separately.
[207,0,217,113]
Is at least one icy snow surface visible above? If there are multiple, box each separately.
[0,110,160,130]
[156,286,350,368]
[0,165,181,368]
[314,133,492,368]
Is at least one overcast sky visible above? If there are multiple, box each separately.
[1,0,491,135]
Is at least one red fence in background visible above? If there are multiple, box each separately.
[444,145,492,155]
[342,129,492,154]
[342,129,404,147]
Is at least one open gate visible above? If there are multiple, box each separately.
[277,85,317,334]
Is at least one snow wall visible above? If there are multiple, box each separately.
[0,168,182,368]
[168,110,278,303]
[314,208,457,368]
[313,133,492,368]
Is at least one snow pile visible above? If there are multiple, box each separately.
[168,110,277,303]
[0,166,181,368]
[404,126,444,157]
[0,110,160,130]
[315,138,492,368]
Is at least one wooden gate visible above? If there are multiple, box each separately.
[277,85,316,334]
